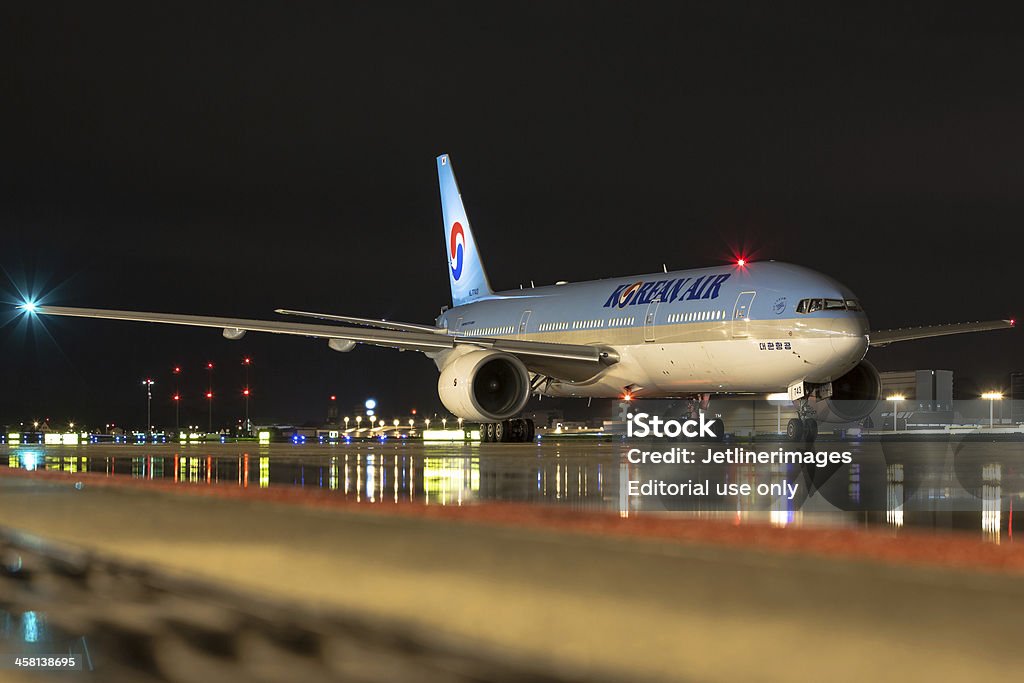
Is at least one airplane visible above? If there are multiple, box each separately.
[24,154,1015,442]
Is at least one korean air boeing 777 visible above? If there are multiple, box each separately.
[27,154,1015,442]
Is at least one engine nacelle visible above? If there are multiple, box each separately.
[817,360,882,422]
[438,350,531,422]
[328,338,356,353]
[223,327,247,340]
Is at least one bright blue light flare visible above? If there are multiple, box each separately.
[21,451,40,471]
[364,399,377,410]
[18,301,38,314]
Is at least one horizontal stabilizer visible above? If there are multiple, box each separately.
[870,319,1014,346]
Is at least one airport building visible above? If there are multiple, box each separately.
[609,368,1020,437]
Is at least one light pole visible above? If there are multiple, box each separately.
[344,416,350,432]
[982,392,1003,429]
[242,357,252,435]
[442,418,447,430]
[142,379,155,439]
[205,390,213,433]
[887,395,904,432]
[242,388,251,435]
[173,392,181,438]
[206,362,214,433]
[356,415,362,432]
[172,365,182,437]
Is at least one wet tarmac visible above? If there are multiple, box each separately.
[4,438,1023,541]
[3,439,1024,681]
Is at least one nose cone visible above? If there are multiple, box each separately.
[830,316,870,363]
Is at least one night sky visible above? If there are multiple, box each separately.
[1,3,1021,429]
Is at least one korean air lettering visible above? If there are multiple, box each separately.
[602,274,731,308]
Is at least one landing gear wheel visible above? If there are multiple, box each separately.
[483,422,496,443]
[495,420,511,443]
[525,418,535,441]
[508,418,527,442]
[803,419,818,444]
[786,418,804,441]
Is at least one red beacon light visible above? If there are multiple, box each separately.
[736,258,747,267]
[205,391,213,399]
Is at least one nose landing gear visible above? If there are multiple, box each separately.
[786,398,818,443]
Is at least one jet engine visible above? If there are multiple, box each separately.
[438,350,531,422]
[817,359,882,422]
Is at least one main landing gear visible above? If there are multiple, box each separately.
[786,397,818,443]
[480,418,536,443]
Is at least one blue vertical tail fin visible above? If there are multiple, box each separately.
[437,154,493,306]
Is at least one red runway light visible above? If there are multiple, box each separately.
[207,362,214,369]
[329,395,336,401]
[173,394,180,401]
[243,389,250,396]
[173,366,181,374]
[206,391,213,399]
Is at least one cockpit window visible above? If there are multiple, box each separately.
[796,298,863,314]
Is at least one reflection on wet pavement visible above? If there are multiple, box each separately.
[3,439,1023,542]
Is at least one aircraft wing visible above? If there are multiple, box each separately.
[869,319,1015,347]
[34,306,618,366]
[273,308,443,334]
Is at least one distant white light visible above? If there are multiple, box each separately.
[364,399,377,410]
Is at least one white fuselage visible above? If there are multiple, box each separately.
[436,261,870,398]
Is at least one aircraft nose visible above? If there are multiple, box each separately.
[830,316,869,362]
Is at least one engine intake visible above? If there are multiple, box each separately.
[438,350,531,422]
[818,360,882,422]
